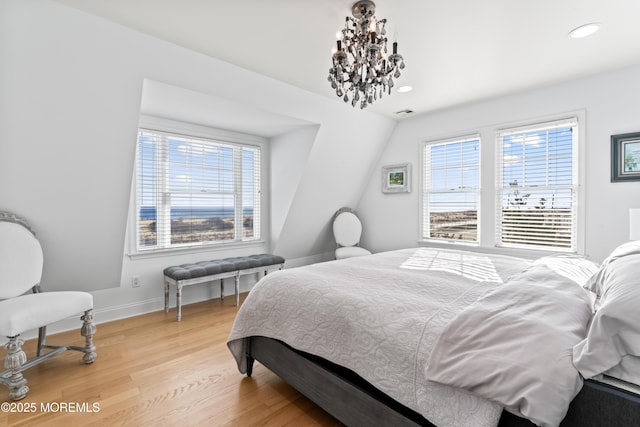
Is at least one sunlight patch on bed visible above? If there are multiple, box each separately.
[400,248,502,283]
[533,255,598,286]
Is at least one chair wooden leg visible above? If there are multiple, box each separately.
[4,335,29,401]
[81,310,97,364]
[36,326,47,357]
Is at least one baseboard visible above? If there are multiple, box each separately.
[1,252,333,345]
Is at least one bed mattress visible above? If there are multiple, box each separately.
[228,248,533,427]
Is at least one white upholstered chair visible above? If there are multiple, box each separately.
[0,212,96,401]
[333,207,372,260]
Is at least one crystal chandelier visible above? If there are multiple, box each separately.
[328,0,405,109]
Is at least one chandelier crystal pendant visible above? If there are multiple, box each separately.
[328,0,405,109]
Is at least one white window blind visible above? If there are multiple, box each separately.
[496,118,578,251]
[422,135,481,242]
[136,129,261,251]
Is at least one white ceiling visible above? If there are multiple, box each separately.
[54,0,640,119]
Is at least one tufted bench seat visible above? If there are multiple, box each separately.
[163,254,285,321]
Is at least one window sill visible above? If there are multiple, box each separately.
[417,239,576,259]
[126,240,267,260]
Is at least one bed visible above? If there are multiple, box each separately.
[227,245,640,426]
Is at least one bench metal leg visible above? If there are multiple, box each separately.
[164,281,170,313]
[176,285,182,321]
[220,278,224,301]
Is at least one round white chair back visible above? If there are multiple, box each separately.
[0,221,44,300]
[333,211,363,247]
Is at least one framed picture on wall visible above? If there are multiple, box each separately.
[382,163,411,193]
[612,132,640,182]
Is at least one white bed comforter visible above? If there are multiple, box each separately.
[227,248,533,427]
[427,255,597,427]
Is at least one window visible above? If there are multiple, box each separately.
[496,118,578,251]
[136,129,261,251]
[422,135,481,242]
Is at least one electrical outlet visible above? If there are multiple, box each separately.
[131,276,140,288]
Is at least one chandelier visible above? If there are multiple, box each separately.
[328,0,405,109]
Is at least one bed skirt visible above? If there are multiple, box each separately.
[245,336,640,427]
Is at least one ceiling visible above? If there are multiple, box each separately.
[54,0,640,119]
[140,79,316,138]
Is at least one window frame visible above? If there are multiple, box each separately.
[421,134,482,244]
[495,117,580,253]
[418,112,585,256]
[128,116,267,257]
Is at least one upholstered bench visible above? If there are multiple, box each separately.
[163,254,285,321]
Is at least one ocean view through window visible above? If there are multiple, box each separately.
[136,129,261,251]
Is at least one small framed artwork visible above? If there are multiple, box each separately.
[382,163,411,193]
[612,132,640,182]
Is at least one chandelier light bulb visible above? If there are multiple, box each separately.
[327,0,406,109]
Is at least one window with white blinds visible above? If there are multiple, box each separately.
[496,118,578,251]
[136,129,261,251]
[422,135,481,242]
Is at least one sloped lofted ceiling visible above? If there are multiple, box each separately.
[140,79,315,138]
[54,0,640,119]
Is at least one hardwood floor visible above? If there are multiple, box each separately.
[1,294,344,427]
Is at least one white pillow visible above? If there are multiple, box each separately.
[534,253,599,287]
[585,240,640,296]
[573,253,640,385]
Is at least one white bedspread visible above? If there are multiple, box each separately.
[228,248,532,427]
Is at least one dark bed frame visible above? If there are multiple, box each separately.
[244,336,640,427]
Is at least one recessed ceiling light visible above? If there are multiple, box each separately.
[397,85,413,93]
[568,23,601,39]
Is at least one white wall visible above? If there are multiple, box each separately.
[270,125,319,254]
[0,0,396,329]
[358,64,640,263]
[8,0,636,335]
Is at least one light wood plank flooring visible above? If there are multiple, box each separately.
[1,294,343,427]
